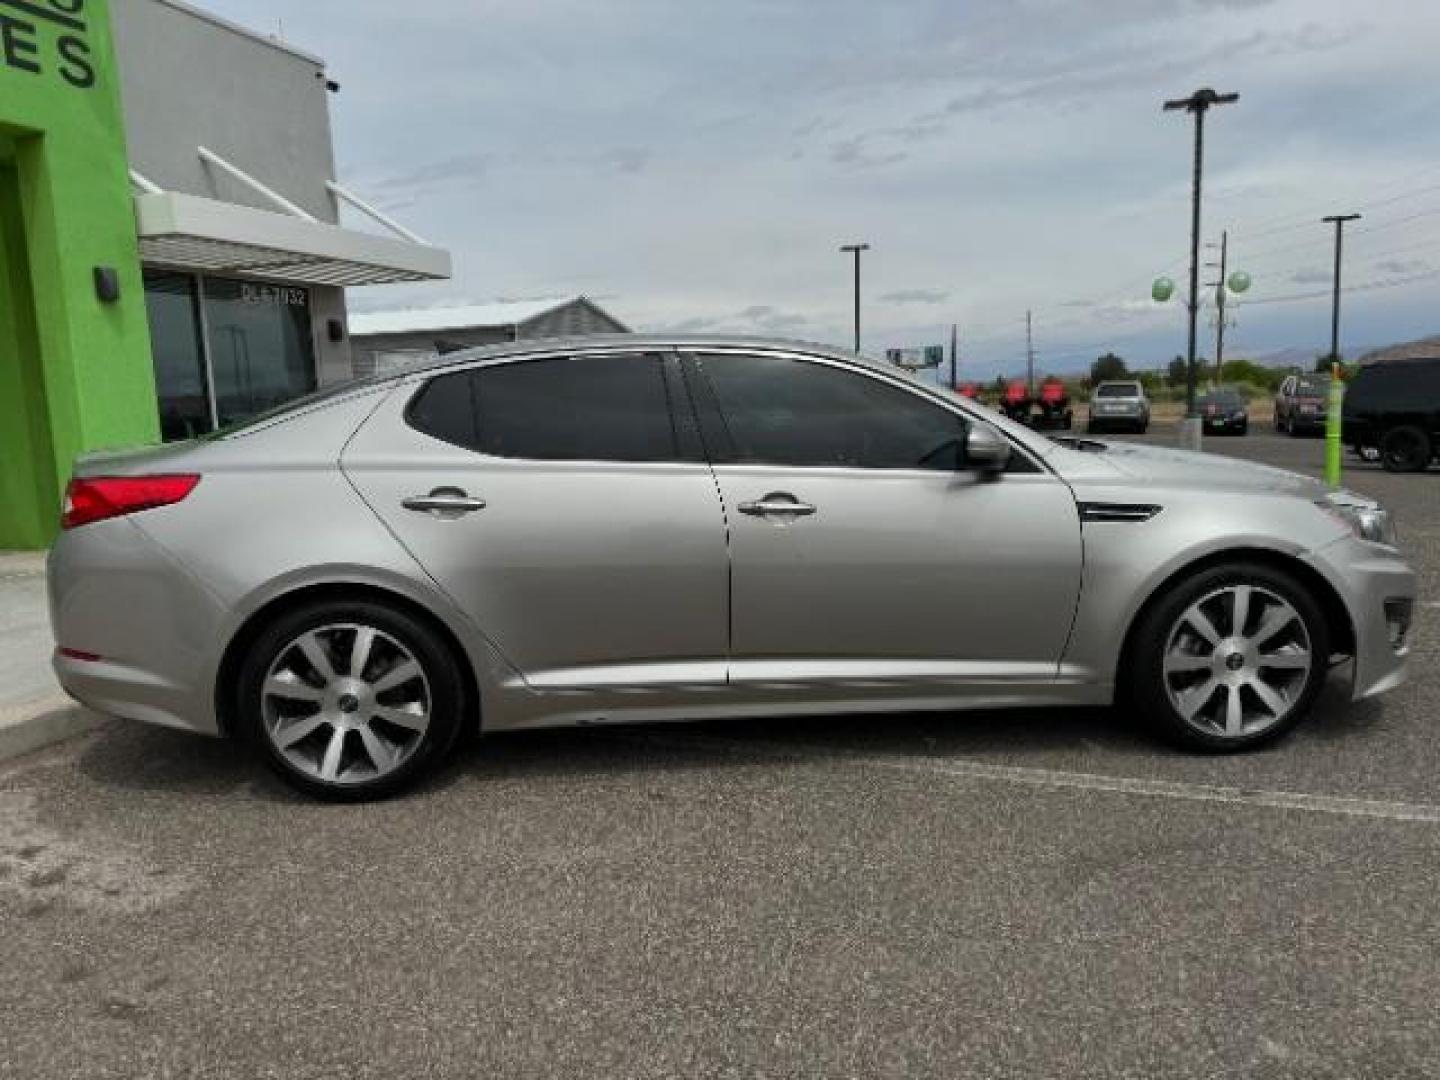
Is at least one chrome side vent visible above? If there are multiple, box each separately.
[1079,502,1162,524]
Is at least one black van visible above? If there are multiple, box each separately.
[1343,358,1440,473]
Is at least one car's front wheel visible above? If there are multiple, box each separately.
[237,599,467,800]
[1128,562,1329,752]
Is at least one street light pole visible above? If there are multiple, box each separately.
[1164,87,1238,443]
[839,243,869,353]
[1323,214,1361,364]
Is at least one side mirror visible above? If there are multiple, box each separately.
[965,420,1012,474]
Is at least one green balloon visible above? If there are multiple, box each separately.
[1151,276,1175,302]
[1227,270,1252,294]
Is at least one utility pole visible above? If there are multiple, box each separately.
[1205,230,1229,388]
[839,243,870,353]
[1164,87,1239,445]
[949,322,958,390]
[1025,310,1036,396]
[1323,214,1361,364]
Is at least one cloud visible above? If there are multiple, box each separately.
[600,147,650,174]
[1290,268,1332,284]
[881,289,951,305]
[1375,258,1430,276]
[371,153,493,195]
[737,304,809,331]
[829,138,908,170]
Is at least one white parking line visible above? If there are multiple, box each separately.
[872,757,1440,825]
[633,732,1440,825]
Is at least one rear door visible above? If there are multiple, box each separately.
[343,350,730,691]
[683,350,1084,687]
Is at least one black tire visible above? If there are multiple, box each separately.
[236,599,468,801]
[1273,411,1283,433]
[1380,425,1431,473]
[1126,560,1330,753]
[1137,422,1149,435]
[1239,421,1249,436]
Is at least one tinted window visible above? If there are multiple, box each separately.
[1202,392,1244,409]
[408,353,683,462]
[697,354,968,470]
[1095,383,1140,398]
[1346,361,1440,411]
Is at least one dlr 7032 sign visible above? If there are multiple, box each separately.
[0,0,95,89]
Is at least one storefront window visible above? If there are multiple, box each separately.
[143,271,212,442]
[141,273,318,439]
[203,278,317,428]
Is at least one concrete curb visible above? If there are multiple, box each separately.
[0,696,103,765]
[0,551,47,579]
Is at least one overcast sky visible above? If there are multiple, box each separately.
[202,0,1440,378]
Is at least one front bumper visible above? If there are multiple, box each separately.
[1305,535,1416,701]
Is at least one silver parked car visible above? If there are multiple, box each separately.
[1088,380,1151,434]
[50,336,1415,799]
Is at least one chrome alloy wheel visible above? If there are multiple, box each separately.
[260,623,431,785]
[1161,585,1313,739]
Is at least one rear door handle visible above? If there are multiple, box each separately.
[738,495,816,517]
[402,490,487,516]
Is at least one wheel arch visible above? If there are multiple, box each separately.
[214,581,482,740]
[1115,546,1356,689]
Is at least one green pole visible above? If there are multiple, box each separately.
[1325,361,1344,488]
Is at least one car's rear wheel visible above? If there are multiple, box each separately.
[1128,562,1329,752]
[1380,425,1431,473]
[237,600,466,800]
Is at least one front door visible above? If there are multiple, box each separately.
[684,351,1084,686]
[343,350,729,691]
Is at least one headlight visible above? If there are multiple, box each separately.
[1321,494,1398,546]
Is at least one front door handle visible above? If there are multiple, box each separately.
[738,494,817,517]
[402,488,487,516]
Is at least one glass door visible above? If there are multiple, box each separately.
[202,278,317,429]
[142,270,212,442]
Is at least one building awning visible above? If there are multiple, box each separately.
[133,191,452,287]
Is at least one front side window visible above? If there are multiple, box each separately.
[408,353,684,462]
[695,353,968,470]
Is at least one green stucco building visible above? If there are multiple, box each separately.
[1,0,450,550]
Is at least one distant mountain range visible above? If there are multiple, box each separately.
[1248,335,1440,369]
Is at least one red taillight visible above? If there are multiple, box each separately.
[61,475,201,530]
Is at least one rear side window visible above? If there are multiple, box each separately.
[407,353,685,462]
[694,353,969,470]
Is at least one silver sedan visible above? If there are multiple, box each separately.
[49,336,1415,799]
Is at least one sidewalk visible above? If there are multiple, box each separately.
[0,550,100,762]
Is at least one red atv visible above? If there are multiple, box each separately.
[999,379,1032,424]
[1033,377,1073,430]
[955,382,981,401]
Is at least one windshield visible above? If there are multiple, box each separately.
[1203,392,1245,408]
[1295,375,1329,394]
[1095,383,1140,398]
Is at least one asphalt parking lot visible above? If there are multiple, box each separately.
[2,426,1437,1078]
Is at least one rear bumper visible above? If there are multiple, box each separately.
[1305,537,1416,701]
[48,518,226,736]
